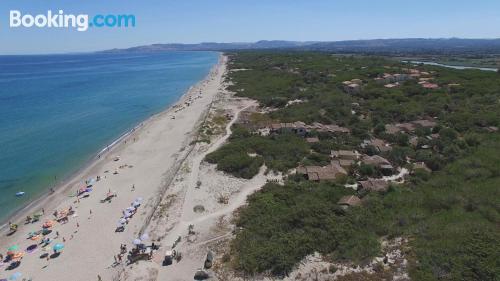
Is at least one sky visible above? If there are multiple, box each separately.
[1,0,500,54]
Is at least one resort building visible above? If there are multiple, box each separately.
[359,179,390,192]
[296,163,347,181]
[362,155,394,174]
[361,138,392,153]
[331,150,360,168]
[342,79,363,94]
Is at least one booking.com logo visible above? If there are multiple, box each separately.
[9,10,136,32]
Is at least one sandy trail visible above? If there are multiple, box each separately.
[180,102,256,223]
[119,94,270,281]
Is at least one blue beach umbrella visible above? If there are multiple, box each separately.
[52,243,64,252]
[8,272,21,280]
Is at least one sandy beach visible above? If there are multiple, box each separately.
[0,54,230,281]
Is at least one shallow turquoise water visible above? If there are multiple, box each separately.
[0,51,218,223]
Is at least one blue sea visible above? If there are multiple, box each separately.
[0,51,219,223]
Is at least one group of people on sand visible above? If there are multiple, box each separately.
[1,174,106,280]
[112,244,128,265]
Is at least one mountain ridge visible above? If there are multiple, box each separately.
[100,38,500,54]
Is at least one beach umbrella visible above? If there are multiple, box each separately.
[7,245,19,252]
[11,252,24,261]
[42,220,55,228]
[140,233,149,241]
[124,212,132,218]
[8,272,21,280]
[52,243,64,252]
[135,197,143,202]
[30,235,41,241]
[118,218,127,224]
[132,239,142,245]
[132,201,140,207]
[126,207,135,212]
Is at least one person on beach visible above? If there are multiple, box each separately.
[97,275,102,281]
[131,184,135,191]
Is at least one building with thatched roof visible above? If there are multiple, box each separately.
[296,163,347,181]
[359,179,389,192]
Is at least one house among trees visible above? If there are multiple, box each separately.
[359,179,390,192]
[307,122,350,134]
[362,155,394,174]
[331,150,359,160]
[269,122,350,136]
[374,73,411,85]
[342,79,363,94]
[296,163,347,181]
[361,138,392,153]
[422,83,440,89]
[385,119,437,134]
[331,150,359,168]
[270,121,307,136]
[337,195,362,208]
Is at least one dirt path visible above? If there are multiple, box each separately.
[145,99,268,281]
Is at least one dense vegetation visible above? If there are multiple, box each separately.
[231,136,500,279]
[210,52,500,280]
[231,180,377,275]
[206,126,310,178]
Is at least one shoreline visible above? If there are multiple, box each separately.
[0,52,222,231]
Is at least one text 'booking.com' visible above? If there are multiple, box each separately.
[9,10,136,31]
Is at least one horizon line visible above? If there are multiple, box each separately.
[3,37,500,56]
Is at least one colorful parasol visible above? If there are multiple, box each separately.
[52,243,64,252]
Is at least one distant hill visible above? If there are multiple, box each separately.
[101,40,317,53]
[101,38,500,55]
[304,38,500,54]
